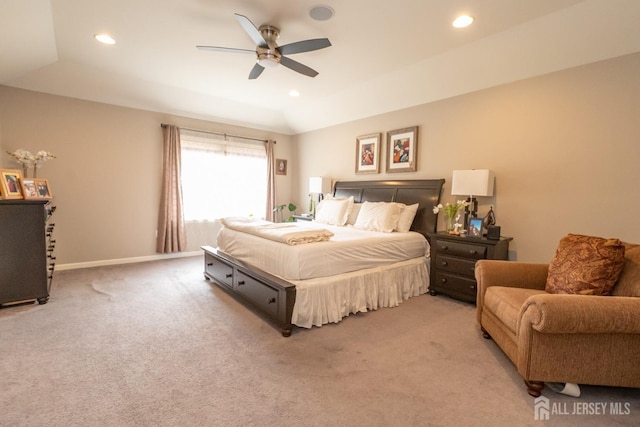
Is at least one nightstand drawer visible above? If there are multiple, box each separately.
[435,255,477,278]
[433,272,477,300]
[428,232,512,303]
[435,241,487,260]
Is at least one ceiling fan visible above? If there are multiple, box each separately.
[197,13,331,79]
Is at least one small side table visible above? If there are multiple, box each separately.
[428,232,512,304]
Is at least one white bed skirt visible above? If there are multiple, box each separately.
[290,257,429,328]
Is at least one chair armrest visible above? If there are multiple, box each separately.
[520,294,640,334]
[475,260,548,324]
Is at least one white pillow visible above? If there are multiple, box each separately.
[395,203,419,233]
[315,196,354,226]
[346,203,362,225]
[354,201,402,233]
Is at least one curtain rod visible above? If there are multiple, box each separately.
[160,123,274,144]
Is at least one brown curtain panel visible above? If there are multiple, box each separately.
[156,125,186,253]
[264,139,276,222]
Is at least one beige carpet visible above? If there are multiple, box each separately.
[1,256,638,427]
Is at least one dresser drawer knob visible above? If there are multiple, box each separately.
[207,262,213,266]
[469,250,477,255]
[237,280,245,286]
[225,273,232,278]
[441,245,448,251]
[441,278,447,283]
[268,297,276,304]
[441,261,448,267]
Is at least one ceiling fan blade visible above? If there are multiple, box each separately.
[196,46,255,54]
[235,13,267,47]
[249,63,265,79]
[278,38,331,55]
[280,56,319,78]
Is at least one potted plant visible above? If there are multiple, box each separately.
[273,203,297,222]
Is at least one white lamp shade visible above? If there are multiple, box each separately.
[451,169,495,197]
[309,176,331,194]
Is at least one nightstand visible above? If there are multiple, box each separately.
[292,214,313,221]
[428,232,512,304]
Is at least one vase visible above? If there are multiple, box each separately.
[445,215,455,232]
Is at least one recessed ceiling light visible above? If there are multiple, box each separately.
[289,89,300,97]
[452,15,474,29]
[309,5,335,21]
[94,34,116,45]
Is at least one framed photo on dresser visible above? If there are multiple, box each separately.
[0,169,24,199]
[468,217,483,238]
[21,178,53,200]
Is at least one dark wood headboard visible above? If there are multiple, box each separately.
[333,179,445,239]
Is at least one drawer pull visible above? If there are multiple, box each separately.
[268,297,276,304]
[207,262,213,266]
[469,250,477,255]
[441,278,447,283]
[441,261,448,267]
[238,280,245,286]
[441,245,448,251]
[225,273,232,278]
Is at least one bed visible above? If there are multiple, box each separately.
[202,179,445,336]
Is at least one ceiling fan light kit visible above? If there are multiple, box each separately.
[197,13,331,79]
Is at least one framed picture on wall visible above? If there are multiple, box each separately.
[21,178,53,199]
[386,126,418,173]
[355,133,381,174]
[276,159,287,175]
[0,169,24,199]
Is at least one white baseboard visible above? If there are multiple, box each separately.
[56,251,202,271]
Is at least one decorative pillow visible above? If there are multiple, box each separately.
[346,203,362,225]
[545,234,626,296]
[353,201,402,233]
[315,196,354,226]
[395,203,419,233]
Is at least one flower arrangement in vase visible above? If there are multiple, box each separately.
[6,149,56,178]
[433,200,470,234]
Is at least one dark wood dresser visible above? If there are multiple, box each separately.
[428,232,512,303]
[0,200,56,306]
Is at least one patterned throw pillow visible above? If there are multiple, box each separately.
[545,234,625,296]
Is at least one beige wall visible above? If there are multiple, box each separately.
[3,52,639,266]
[0,87,293,266]
[293,52,640,263]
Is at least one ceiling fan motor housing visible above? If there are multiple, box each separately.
[256,46,281,66]
[256,25,281,66]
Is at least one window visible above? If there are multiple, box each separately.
[180,129,267,221]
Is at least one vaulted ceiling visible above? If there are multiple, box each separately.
[2,0,640,134]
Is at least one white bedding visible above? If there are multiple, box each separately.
[220,217,334,245]
[216,221,429,281]
[290,257,429,328]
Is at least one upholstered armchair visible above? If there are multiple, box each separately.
[475,235,640,397]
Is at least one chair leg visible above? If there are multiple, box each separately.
[525,380,545,397]
[480,326,492,339]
